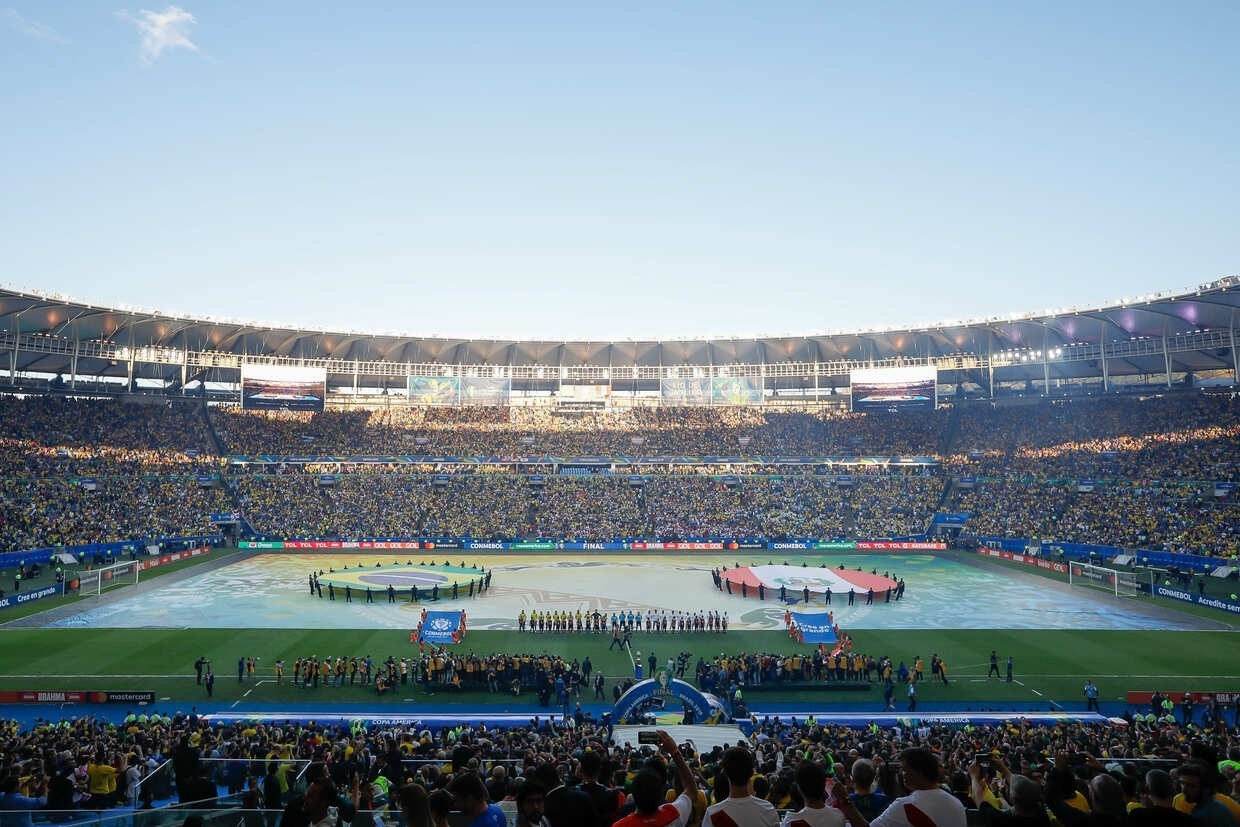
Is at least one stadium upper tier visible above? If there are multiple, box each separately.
[0,278,1237,396]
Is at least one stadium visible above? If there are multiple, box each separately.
[6,0,1240,821]
[1,277,1239,824]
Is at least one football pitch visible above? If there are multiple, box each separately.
[1,550,1235,721]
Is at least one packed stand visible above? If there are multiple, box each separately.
[6,709,1240,826]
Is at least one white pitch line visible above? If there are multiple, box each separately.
[1031,689,1043,696]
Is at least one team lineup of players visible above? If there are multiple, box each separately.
[517,608,729,633]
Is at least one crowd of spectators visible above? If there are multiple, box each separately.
[231,472,945,542]
[946,394,1240,482]
[2,392,1239,558]
[210,404,951,459]
[5,709,1240,826]
[958,480,1240,557]
[0,476,232,554]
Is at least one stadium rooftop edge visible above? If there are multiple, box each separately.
[0,277,1237,394]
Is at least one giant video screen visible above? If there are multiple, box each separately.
[241,365,327,411]
[850,366,937,412]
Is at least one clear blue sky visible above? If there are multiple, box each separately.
[2,2,1237,340]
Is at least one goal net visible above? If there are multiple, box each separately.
[74,559,141,597]
[1068,561,1149,598]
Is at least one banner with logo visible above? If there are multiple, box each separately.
[856,541,946,550]
[0,690,155,704]
[0,583,63,610]
[931,513,971,527]
[418,610,466,644]
[1154,585,1240,615]
[629,541,725,550]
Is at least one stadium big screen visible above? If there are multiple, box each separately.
[241,365,327,411]
[849,365,937,412]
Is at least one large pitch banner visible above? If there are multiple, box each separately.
[850,366,937,412]
[408,376,461,405]
[242,365,326,411]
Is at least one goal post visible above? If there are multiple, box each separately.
[1068,561,1151,598]
[74,559,141,597]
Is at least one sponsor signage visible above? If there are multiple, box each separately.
[562,542,625,551]
[857,541,946,550]
[1154,585,1240,615]
[239,541,284,549]
[932,513,971,527]
[0,582,63,610]
[210,512,242,523]
[421,540,461,550]
[357,541,422,550]
[629,541,725,550]
[138,546,212,571]
[0,690,156,704]
[977,548,1069,574]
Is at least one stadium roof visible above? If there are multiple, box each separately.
[0,277,1236,390]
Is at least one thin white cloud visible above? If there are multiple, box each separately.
[1,8,64,41]
[115,5,198,66]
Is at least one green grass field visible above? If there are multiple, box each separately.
[0,626,1233,711]
[2,550,1234,714]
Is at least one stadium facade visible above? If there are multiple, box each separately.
[0,277,1236,404]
